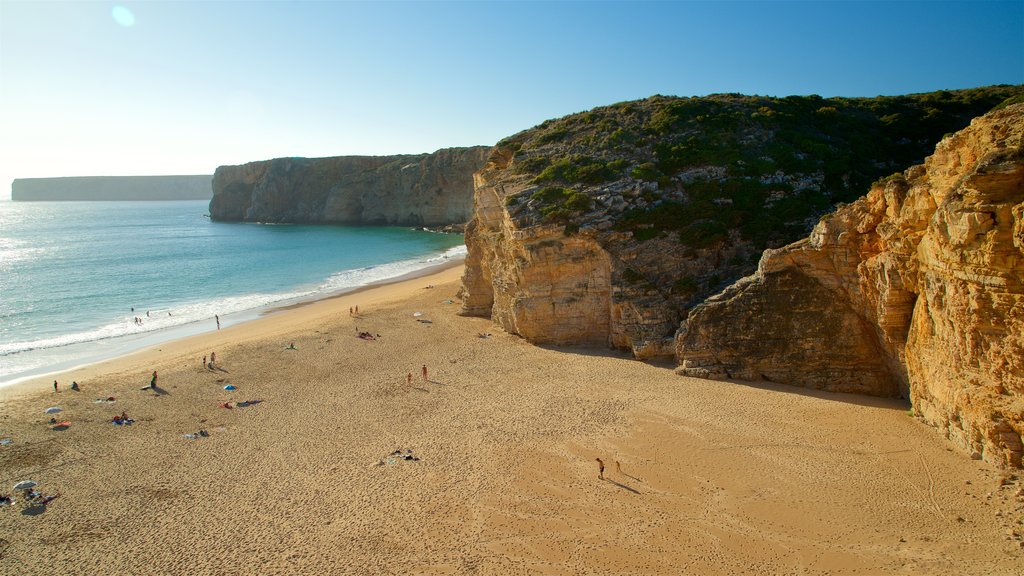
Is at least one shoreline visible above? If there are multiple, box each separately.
[0,259,465,400]
[1,261,1018,574]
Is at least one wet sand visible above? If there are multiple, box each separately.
[1,265,1021,574]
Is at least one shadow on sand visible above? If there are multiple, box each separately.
[536,344,910,411]
[21,504,49,516]
[603,477,641,494]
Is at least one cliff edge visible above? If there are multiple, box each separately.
[209,147,490,226]
[677,104,1024,468]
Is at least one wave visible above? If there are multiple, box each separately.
[0,244,466,358]
[318,244,467,292]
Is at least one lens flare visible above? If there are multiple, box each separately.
[111,6,135,28]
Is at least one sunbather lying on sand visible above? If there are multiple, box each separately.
[112,412,135,425]
[28,491,58,505]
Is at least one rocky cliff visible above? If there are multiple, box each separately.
[209,147,490,226]
[677,104,1024,468]
[12,175,212,201]
[459,87,1023,358]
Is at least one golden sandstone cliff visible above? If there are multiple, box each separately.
[460,98,1023,468]
[677,104,1024,468]
[458,90,1021,362]
[460,147,617,347]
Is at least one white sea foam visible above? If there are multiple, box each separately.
[0,244,465,360]
[0,291,303,357]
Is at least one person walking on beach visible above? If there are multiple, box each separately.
[407,372,412,386]
[150,371,158,389]
[596,458,605,480]
[421,364,428,382]
[203,355,207,368]
[215,315,220,330]
[210,351,216,366]
[53,380,58,393]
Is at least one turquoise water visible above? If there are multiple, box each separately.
[0,200,465,383]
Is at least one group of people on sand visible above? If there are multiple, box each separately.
[53,380,82,393]
[1,487,58,508]
[406,365,429,385]
[349,305,360,316]
[595,458,637,481]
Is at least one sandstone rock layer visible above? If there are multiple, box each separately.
[677,105,1024,467]
[209,147,490,226]
[458,89,1020,359]
[459,150,617,347]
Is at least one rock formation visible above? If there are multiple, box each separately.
[12,175,212,201]
[209,147,490,227]
[459,88,1022,358]
[677,104,1024,468]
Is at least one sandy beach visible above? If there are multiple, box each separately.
[1,265,1021,575]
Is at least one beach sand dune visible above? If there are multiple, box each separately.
[1,266,1021,575]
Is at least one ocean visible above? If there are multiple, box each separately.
[0,200,466,385]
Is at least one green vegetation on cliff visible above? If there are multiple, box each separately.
[502,86,1022,248]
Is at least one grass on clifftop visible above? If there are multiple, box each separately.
[501,85,1023,249]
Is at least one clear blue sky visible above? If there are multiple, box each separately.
[1,0,1021,198]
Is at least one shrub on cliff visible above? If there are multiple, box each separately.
[529,186,593,223]
[501,85,1022,251]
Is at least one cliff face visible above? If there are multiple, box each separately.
[12,175,212,201]
[460,149,618,346]
[459,88,1022,357]
[677,104,1024,468]
[209,147,490,226]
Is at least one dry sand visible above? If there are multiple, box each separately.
[1,265,1022,575]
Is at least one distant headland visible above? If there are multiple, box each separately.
[209,147,490,227]
[11,175,213,201]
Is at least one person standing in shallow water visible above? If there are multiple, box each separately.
[215,315,220,330]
